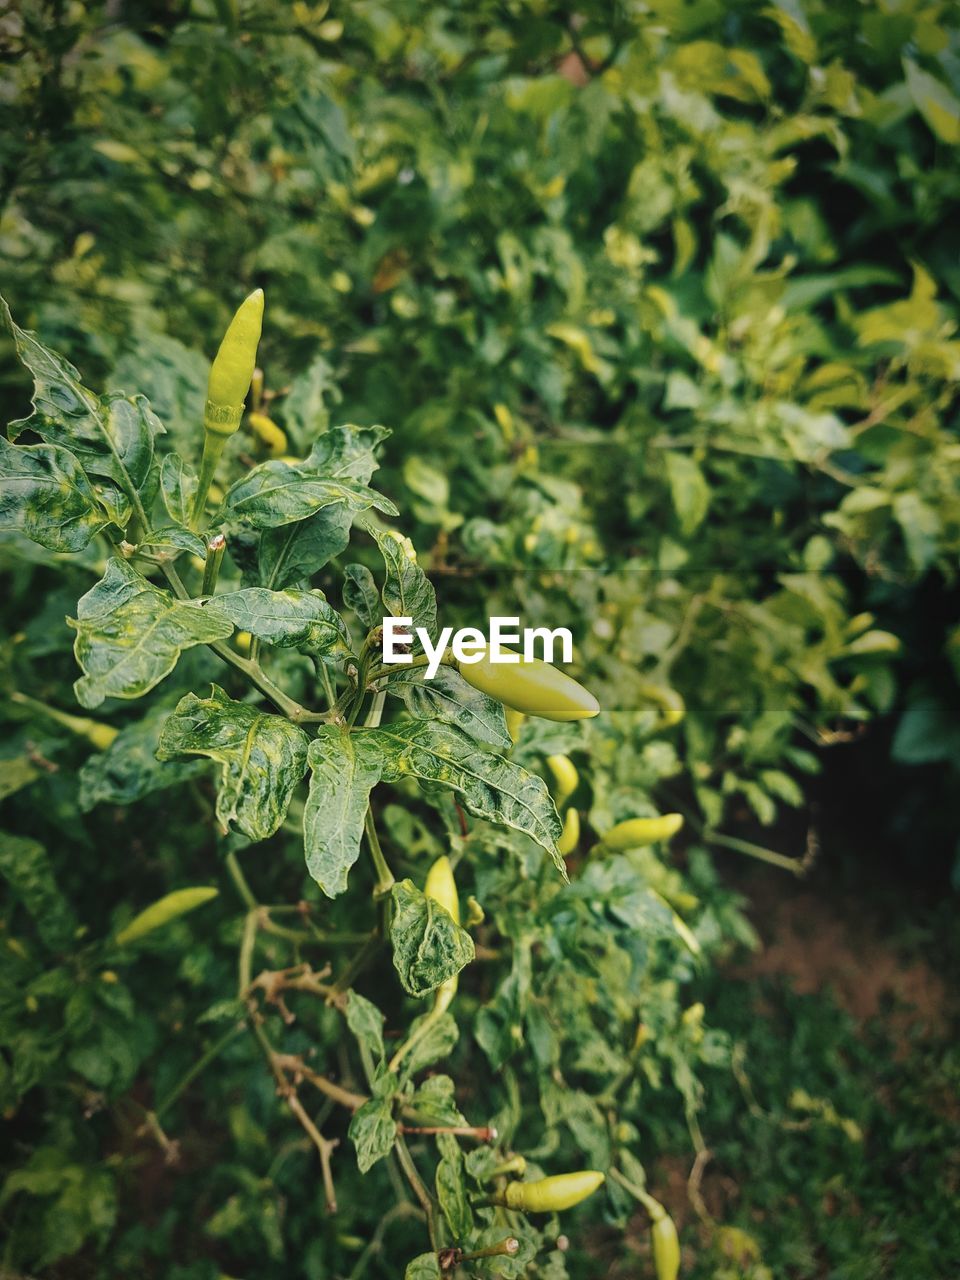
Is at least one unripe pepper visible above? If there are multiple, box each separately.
[557,806,580,856]
[115,887,218,946]
[504,707,526,744]
[192,290,264,526]
[501,1171,605,1213]
[248,411,287,456]
[636,681,685,728]
[458,650,599,722]
[600,814,683,850]
[546,754,578,806]
[651,1209,681,1280]
[204,289,264,435]
[424,855,460,1015]
[11,691,118,751]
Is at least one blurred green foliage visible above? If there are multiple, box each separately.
[1,0,959,1276]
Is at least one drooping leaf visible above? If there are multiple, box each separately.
[156,685,308,840]
[399,1015,460,1078]
[348,1074,399,1173]
[436,1131,473,1239]
[303,726,383,897]
[138,526,207,559]
[0,755,42,802]
[345,990,385,1062]
[904,59,960,145]
[258,505,354,589]
[663,450,710,537]
[222,461,395,530]
[405,1074,465,1127]
[390,878,475,998]
[0,438,109,552]
[404,1256,441,1280]
[68,558,233,708]
[370,720,563,870]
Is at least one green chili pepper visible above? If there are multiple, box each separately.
[115,887,218,946]
[204,289,264,435]
[501,1170,605,1213]
[192,290,264,526]
[546,754,579,806]
[599,814,684,851]
[557,806,580,856]
[458,651,599,722]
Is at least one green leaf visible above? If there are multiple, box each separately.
[663,450,710,537]
[281,354,341,448]
[212,588,351,661]
[436,1131,473,1240]
[0,438,109,552]
[0,831,78,950]
[892,695,960,765]
[139,526,207,559]
[345,990,385,1062]
[156,686,309,840]
[390,878,475,998]
[68,558,234,708]
[388,667,512,750]
[400,1012,459,1078]
[0,755,42,802]
[348,1093,397,1173]
[405,1254,441,1280]
[904,59,960,145]
[371,527,437,638]
[258,505,354,589]
[370,720,563,870]
[303,726,383,897]
[78,705,206,810]
[343,563,380,628]
[159,453,198,526]
[406,1074,465,1127]
[1,298,162,518]
[222,461,395,530]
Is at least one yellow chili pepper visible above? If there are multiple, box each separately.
[546,754,579,806]
[115,888,218,946]
[600,814,684,850]
[557,807,580,856]
[458,650,599,722]
[502,1171,605,1213]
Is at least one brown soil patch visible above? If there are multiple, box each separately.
[727,874,952,1047]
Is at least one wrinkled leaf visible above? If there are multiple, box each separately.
[388,666,511,750]
[303,726,383,897]
[390,878,475,998]
[78,705,206,810]
[212,588,351,660]
[156,685,308,840]
[69,558,233,708]
[0,438,109,552]
[371,720,563,870]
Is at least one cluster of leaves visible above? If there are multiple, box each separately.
[1,0,959,1275]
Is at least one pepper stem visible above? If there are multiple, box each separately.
[201,533,227,596]
[191,430,228,529]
